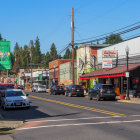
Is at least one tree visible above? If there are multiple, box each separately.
[50,43,57,60]
[63,48,71,59]
[104,34,123,44]
[45,51,51,67]
[33,37,41,64]
[0,34,3,40]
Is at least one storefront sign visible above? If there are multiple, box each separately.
[102,50,117,58]
[102,60,112,68]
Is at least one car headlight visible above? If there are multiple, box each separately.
[24,98,29,101]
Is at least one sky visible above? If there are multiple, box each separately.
[1,0,140,54]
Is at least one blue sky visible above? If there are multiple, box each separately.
[1,0,140,54]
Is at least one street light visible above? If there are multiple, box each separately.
[125,46,130,100]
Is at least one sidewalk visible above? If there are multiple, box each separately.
[117,96,140,104]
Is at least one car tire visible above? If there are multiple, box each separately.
[88,94,92,100]
[69,93,72,97]
[97,94,100,101]
[65,92,67,96]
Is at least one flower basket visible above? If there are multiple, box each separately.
[120,94,126,100]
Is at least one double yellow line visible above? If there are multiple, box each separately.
[29,95,124,116]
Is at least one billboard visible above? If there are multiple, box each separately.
[0,41,11,69]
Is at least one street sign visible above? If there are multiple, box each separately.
[0,41,11,69]
[125,72,129,78]
[39,73,43,81]
[8,77,10,80]
[16,76,18,81]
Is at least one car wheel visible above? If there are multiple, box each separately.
[65,92,67,96]
[97,94,100,101]
[88,95,92,100]
[69,93,72,97]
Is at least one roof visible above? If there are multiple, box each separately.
[80,63,140,79]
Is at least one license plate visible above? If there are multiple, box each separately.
[107,91,111,94]
[77,90,79,91]
[16,102,21,105]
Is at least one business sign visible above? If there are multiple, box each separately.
[39,73,43,81]
[102,60,112,68]
[102,50,117,58]
[0,41,11,69]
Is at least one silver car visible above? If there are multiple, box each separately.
[1,89,30,110]
[36,85,46,93]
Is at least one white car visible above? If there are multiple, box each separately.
[1,89,30,110]
[36,85,46,93]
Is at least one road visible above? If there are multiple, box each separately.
[1,91,140,140]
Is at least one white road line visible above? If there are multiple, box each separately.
[131,115,140,117]
[26,116,121,123]
[18,119,140,131]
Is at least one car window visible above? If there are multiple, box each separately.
[39,85,45,88]
[102,85,114,90]
[6,91,26,97]
[73,85,82,89]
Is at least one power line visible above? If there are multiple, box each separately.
[75,21,140,42]
[75,24,140,45]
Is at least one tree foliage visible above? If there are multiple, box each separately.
[104,34,123,44]
[50,43,57,60]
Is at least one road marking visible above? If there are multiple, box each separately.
[18,119,140,131]
[26,116,121,123]
[29,95,124,116]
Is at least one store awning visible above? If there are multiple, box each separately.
[80,63,140,80]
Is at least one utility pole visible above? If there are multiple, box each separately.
[71,8,75,84]
[30,41,33,88]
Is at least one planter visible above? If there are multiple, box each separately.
[120,95,126,100]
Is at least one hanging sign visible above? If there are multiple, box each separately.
[102,60,112,68]
[102,50,117,58]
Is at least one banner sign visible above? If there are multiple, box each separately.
[0,41,11,69]
[102,50,117,58]
[102,60,112,68]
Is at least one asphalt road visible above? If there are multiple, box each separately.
[2,91,140,140]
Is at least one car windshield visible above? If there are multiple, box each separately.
[38,85,46,88]
[73,85,82,89]
[102,85,114,90]
[0,84,14,90]
[6,91,26,97]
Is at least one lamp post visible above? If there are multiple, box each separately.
[125,46,130,100]
[53,65,56,85]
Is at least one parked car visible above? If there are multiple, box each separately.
[1,89,30,110]
[65,85,84,97]
[32,85,38,92]
[0,83,15,105]
[16,85,24,90]
[36,85,46,93]
[50,85,65,95]
[88,84,116,101]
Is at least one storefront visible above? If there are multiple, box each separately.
[80,63,140,95]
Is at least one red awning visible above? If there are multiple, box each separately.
[80,63,140,79]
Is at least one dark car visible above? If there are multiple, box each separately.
[16,85,24,90]
[88,84,116,101]
[50,85,65,95]
[65,85,84,97]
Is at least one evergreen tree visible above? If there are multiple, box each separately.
[0,34,3,40]
[46,51,51,67]
[34,37,41,64]
[50,43,57,60]
[63,48,71,59]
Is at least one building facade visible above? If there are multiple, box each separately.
[77,44,109,89]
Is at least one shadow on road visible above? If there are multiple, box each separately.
[0,106,81,122]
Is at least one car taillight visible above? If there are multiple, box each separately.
[63,87,65,90]
[55,88,57,90]
[72,88,75,90]
[100,89,103,92]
